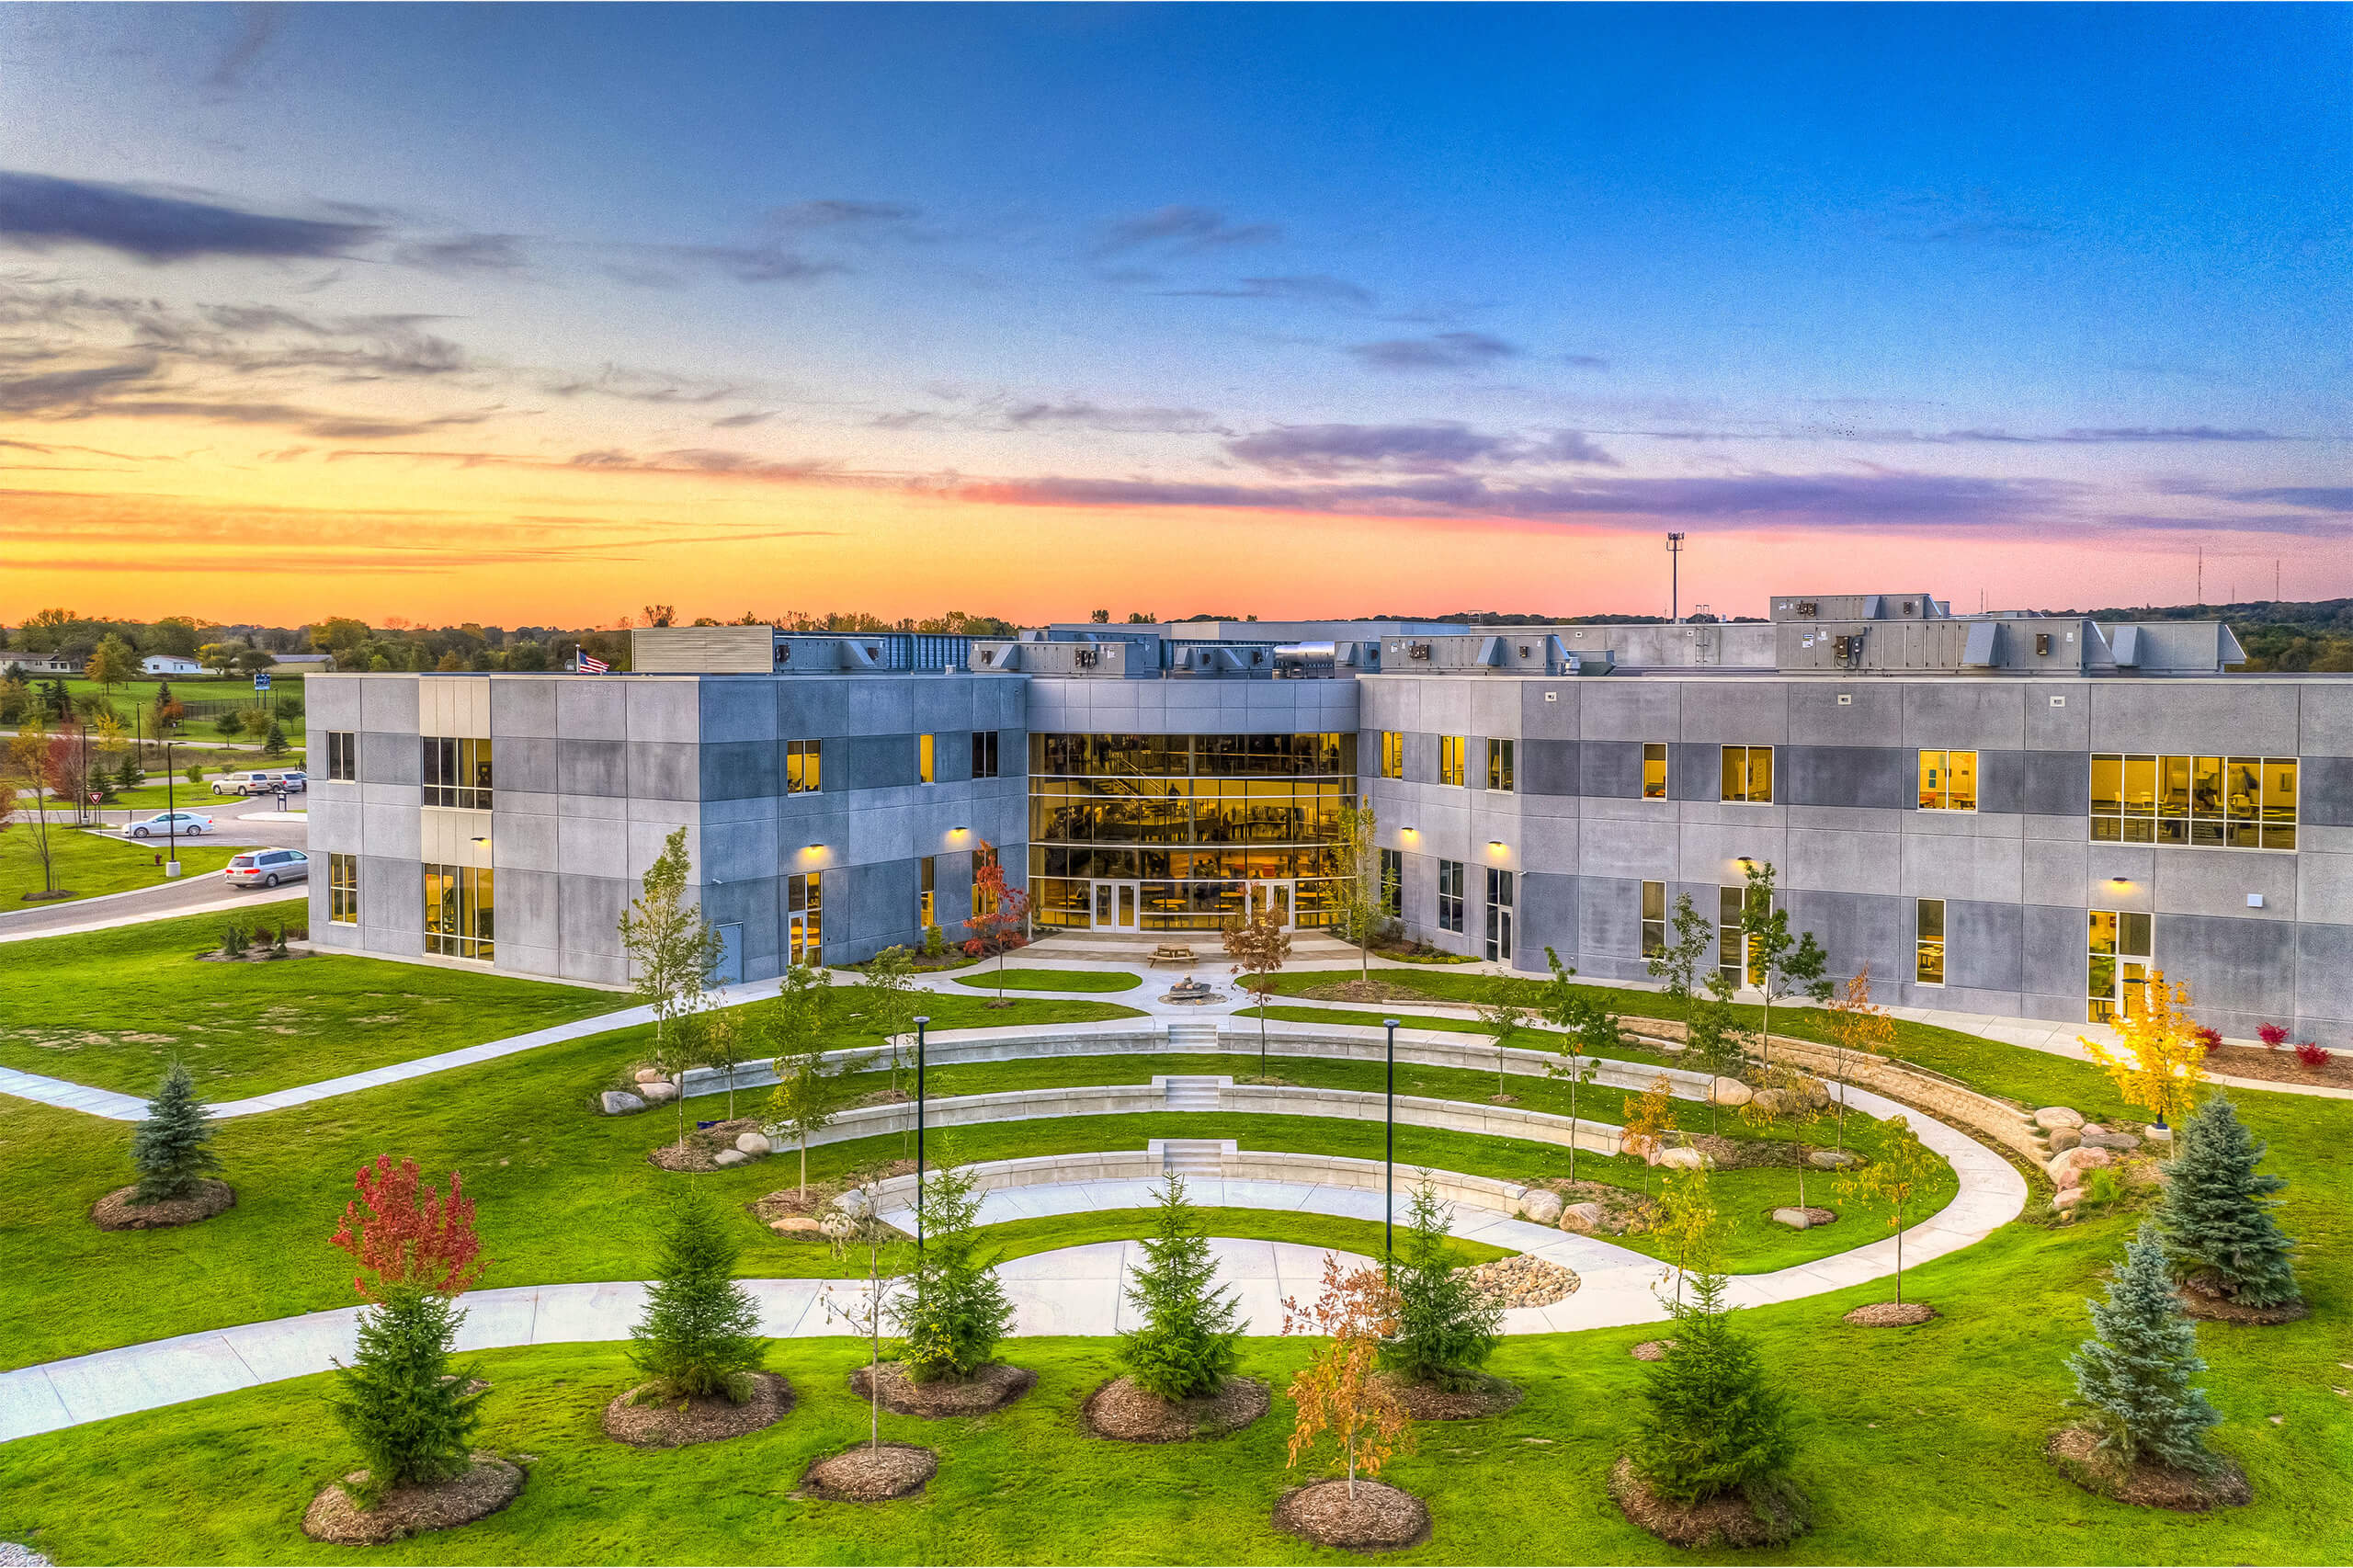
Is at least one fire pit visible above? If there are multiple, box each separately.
[1161,977,1222,1005]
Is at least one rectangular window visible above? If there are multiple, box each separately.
[1486,738,1515,793]
[970,731,999,779]
[1484,867,1514,961]
[786,738,822,793]
[1718,885,1745,983]
[1438,736,1467,788]
[1643,743,1668,800]
[1437,859,1465,933]
[1640,880,1665,959]
[2087,908,2153,1022]
[2090,754,2294,849]
[1917,749,1978,811]
[328,852,358,925]
[420,737,492,809]
[1915,897,1946,984]
[919,856,936,930]
[1719,744,1773,803]
[1379,847,1403,918]
[1379,731,1404,780]
[918,733,936,784]
[325,731,357,782]
[972,841,999,917]
[787,871,824,966]
[422,863,493,960]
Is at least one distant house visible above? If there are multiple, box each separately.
[5,655,84,676]
[267,653,336,674]
[142,654,204,676]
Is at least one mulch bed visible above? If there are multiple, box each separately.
[301,1455,525,1544]
[1629,1339,1677,1361]
[1373,1370,1524,1421]
[850,1360,1036,1418]
[1844,1301,1938,1327]
[89,1179,234,1232]
[1292,978,1443,1004]
[1272,1479,1432,1552]
[646,1117,764,1174]
[1608,1457,1809,1548]
[603,1372,793,1448]
[2178,1275,2311,1326]
[2045,1426,2253,1512]
[1081,1375,1269,1442]
[2201,1044,2353,1089]
[800,1441,938,1503]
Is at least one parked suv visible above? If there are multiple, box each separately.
[212,770,292,796]
[224,848,309,888]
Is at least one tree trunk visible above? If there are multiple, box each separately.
[1567,1074,1579,1184]
[1258,984,1268,1077]
[801,1137,809,1198]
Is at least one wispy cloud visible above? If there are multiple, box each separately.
[1096,205,1280,257]
[1160,274,1374,308]
[392,233,531,275]
[1347,332,1518,372]
[544,365,744,405]
[0,171,378,263]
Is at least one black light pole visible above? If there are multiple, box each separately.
[1384,1017,1399,1272]
[913,1015,929,1256]
[164,738,179,877]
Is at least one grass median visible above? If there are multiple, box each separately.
[1,827,241,908]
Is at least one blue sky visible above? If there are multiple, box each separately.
[1,4,2347,621]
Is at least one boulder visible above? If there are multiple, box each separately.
[2052,1187,2086,1212]
[1749,1088,1791,1117]
[713,1149,748,1167]
[642,1081,680,1104]
[1808,1149,1859,1170]
[1709,1077,1753,1108]
[2078,1123,2107,1137]
[1559,1201,1607,1234]
[2033,1107,2085,1131]
[600,1090,648,1116]
[1518,1189,1564,1225]
[2046,1145,2114,1189]
[2047,1126,2082,1153]
[633,1068,668,1085]
[2080,1131,2141,1153]
[769,1216,823,1233]
[1769,1207,1814,1230]
[734,1131,773,1156]
[1658,1146,1715,1171]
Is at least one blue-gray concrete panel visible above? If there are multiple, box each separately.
[2300,756,2353,827]
[1577,874,1643,964]
[2293,923,2353,1039]
[1669,742,1718,802]
[699,678,779,742]
[2156,913,2295,1019]
[779,680,855,741]
[1579,739,1643,799]
[1517,871,1575,971]
[628,740,700,801]
[701,740,779,801]
[1972,749,2024,816]
[2020,752,2088,817]
[1779,745,1910,810]
[2020,903,2086,1007]
[1519,739,1578,796]
[558,738,628,797]
[1780,888,1908,992]
[1945,899,2022,992]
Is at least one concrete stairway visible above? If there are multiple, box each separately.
[1160,1075,1224,1112]
[1165,1020,1222,1054]
[1158,1139,1227,1176]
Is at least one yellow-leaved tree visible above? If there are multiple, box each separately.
[2079,969,2208,1147]
[1281,1256,1411,1502]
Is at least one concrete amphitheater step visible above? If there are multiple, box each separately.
[1165,1020,1222,1052]
[1160,1074,1224,1111]
[1158,1138,1227,1176]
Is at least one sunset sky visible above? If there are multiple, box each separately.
[2,4,2347,629]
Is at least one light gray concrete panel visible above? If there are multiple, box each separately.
[308,676,361,730]
[1576,679,1679,744]
[357,676,418,734]
[2298,851,2353,927]
[1945,899,2023,993]
[2020,752,2089,817]
[1899,681,2025,750]
[1787,827,1903,896]
[1679,820,1786,886]
[492,809,560,872]
[2300,756,2353,827]
[2092,681,2297,756]
[1515,811,1578,870]
[628,740,700,801]
[555,678,629,741]
[494,736,556,795]
[1677,681,1785,746]
[489,679,559,739]
[1903,834,2022,903]
[1574,812,1679,881]
[556,812,629,880]
[2086,844,2156,911]
[556,790,627,823]
[557,872,628,957]
[2020,903,2086,1006]
[2156,913,2295,1019]
[1780,745,1910,811]
[306,794,362,853]
[1471,680,1520,739]
[358,853,419,949]
[497,867,560,956]
[2021,837,2086,906]
[2294,924,2353,1040]
[1520,682,1577,741]
[1787,804,1905,835]
[2299,685,2353,756]
[558,739,628,797]
[2023,683,2089,750]
[2152,849,2296,922]
[361,802,421,861]
[623,680,700,744]
[1789,682,1901,745]
[358,731,419,787]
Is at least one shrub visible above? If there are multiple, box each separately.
[131,1062,221,1203]
[2067,1220,2222,1474]
[1118,1175,1242,1401]
[1627,1267,1795,1505]
[2292,1040,2331,1069]
[2156,1095,2299,1309]
[1382,1177,1501,1390]
[921,923,947,959]
[2191,1025,2222,1056]
[2256,1023,2288,1051]
[220,923,248,958]
[895,1158,1012,1382]
[629,1189,766,1403]
[183,763,203,785]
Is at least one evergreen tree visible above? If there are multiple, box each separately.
[1382,1178,1502,1390]
[629,1189,767,1402]
[331,1290,486,1505]
[896,1158,1014,1382]
[1628,1268,1795,1505]
[2067,1221,2223,1474]
[261,718,289,756]
[1118,1175,1242,1400]
[131,1061,221,1202]
[2157,1096,2301,1310]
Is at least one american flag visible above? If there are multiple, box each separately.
[575,651,609,674]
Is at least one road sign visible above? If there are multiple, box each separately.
[253,673,272,690]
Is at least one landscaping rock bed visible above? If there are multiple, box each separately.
[646,1118,767,1173]
[1539,1180,1657,1236]
[301,1455,525,1544]
[1460,1254,1578,1309]
[0,1542,51,1566]
[1081,1374,1269,1442]
[2178,1275,2310,1327]
[851,1360,1036,1417]
[1608,1456,1809,1548]
[603,1372,793,1448]
[2046,1426,2252,1511]
[1843,1301,1938,1327]
[1629,1339,1676,1361]
[1374,1370,1524,1421]
[800,1441,938,1503]
[89,1179,234,1232]
[1272,1479,1432,1552]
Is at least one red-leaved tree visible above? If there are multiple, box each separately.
[962,840,1031,1004]
[331,1155,484,1301]
[1281,1255,1412,1501]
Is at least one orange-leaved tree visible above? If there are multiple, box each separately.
[2080,969,2208,1147]
[1822,966,1894,1153]
[1223,902,1292,1080]
[1622,1074,1678,1198]
[962,840,1030,1004]
[1281,1255,1411,1501]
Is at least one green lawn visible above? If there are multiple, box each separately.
[972,1206,1511,1269]
[0,827,240,906]
[3,1184,2347,1565]
[51,675,310,744]
[951,967,1142,994]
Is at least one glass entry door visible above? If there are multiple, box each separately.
[1248,880,1293,930]
[1092,880,1141,932]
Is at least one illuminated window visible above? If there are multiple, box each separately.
[788,871,823,966]
[1917,750,1978,811]
[786,738,821,793]
[420,737,492,809]
[972,841,999,917]
[1437,859,1465,933]
[1379,731,1404,780]
[2090,755,2293,849]
[1719,745,1773,804]
[1485,868,1514,960]
[1642,743,1667,800]
[1915,898,1945,984]
[1486,738,1514,792]
[1640,880,1665,958]
[325,732,357,782]
[1718,885,1747,983]
[1438,736,1467,788]
[422,863,493,960]
[2087,908,2152,1023]
[1379,848,1403,917]
[970,731,999,778]
[918,856,936,930]
[918,733,936,784]
[328,853,358,925]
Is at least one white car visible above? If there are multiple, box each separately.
[125,812,213,838]
[225,848,309,888]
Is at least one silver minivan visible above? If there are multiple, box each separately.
[225,848,309,888]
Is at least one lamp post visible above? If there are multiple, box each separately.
[164,738,180,878]
[1383,1017,1399,1273]
[913,1015,929,1257]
